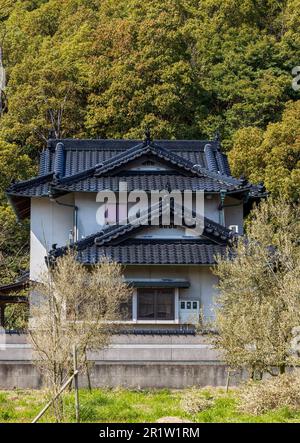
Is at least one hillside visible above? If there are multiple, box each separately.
[0,0,300,290]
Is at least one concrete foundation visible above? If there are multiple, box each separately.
[0,361,243,390]
[0,333,243,389]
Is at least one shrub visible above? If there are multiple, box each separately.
[180,388,215,414]
[239,373,300,415]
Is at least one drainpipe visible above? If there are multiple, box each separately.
[48,195,79,243]
[219,189,226,226]
[0,304,5,328]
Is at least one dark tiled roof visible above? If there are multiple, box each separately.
[49,236,226,265]
[76,242,226,265]
[7,171,257,199]
[7,137,265,220]
[7,173,53,197]
[54,174,242,193]
[7,140,248,200]
[43,138,224,177]
[92,141,223,178]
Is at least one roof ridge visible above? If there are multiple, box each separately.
[90,141,213,181]
[92,140,242,186]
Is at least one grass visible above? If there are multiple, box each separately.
[0,387,300,423]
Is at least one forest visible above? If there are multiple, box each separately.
[0,0,299,290]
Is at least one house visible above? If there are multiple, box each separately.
[5,134,263,387]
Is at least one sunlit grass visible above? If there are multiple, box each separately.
[0,387,300,423]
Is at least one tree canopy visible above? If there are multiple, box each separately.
[0,0,300,285]
[0,0,299,148]
[213,198,300,376]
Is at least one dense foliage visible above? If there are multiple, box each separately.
[0,0,300,283]
[213,198,300,376]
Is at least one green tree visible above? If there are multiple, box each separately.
[229,100,300,200]
[30,251,132,420]
[213,198,300,377]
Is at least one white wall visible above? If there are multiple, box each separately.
[205,195,244,234]
[75,193,100,238]
[224,195,244,234]
[204,195,220,223]
[30,195,74,281]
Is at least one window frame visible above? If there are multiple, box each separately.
[137,288,175,321]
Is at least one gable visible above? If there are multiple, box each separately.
[132,225,202,239]
[126,156,174,172]
[94,143,197,177]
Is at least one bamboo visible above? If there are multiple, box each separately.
[226,369,231,393]
[73,344,80,423]
[31,371,78,423]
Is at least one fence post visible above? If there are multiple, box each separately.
[226,369,231,393]
[73,344,80,423]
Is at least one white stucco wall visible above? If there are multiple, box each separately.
[30,195,74,281]
[204,195,220,223]
[75,193,100,238]
[204,194,243,234]
[224,195,244,234]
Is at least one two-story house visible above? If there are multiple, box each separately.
[6,135,263,387]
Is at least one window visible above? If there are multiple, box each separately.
[119,298,132,321]
[137,288,175,320]
[142,160,155,166]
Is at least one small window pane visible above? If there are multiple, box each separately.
[138,290,155,320]
[156,290,174,320]
[119,297,133,320]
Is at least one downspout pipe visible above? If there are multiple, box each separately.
[48,194,78,243]
[218,189,226,226]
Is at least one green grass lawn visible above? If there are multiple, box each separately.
[0,387,300,423]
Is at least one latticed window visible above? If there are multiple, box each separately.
[137,288,174,320]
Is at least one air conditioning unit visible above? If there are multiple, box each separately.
[228,224,239,234]
[179,300,200,325]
